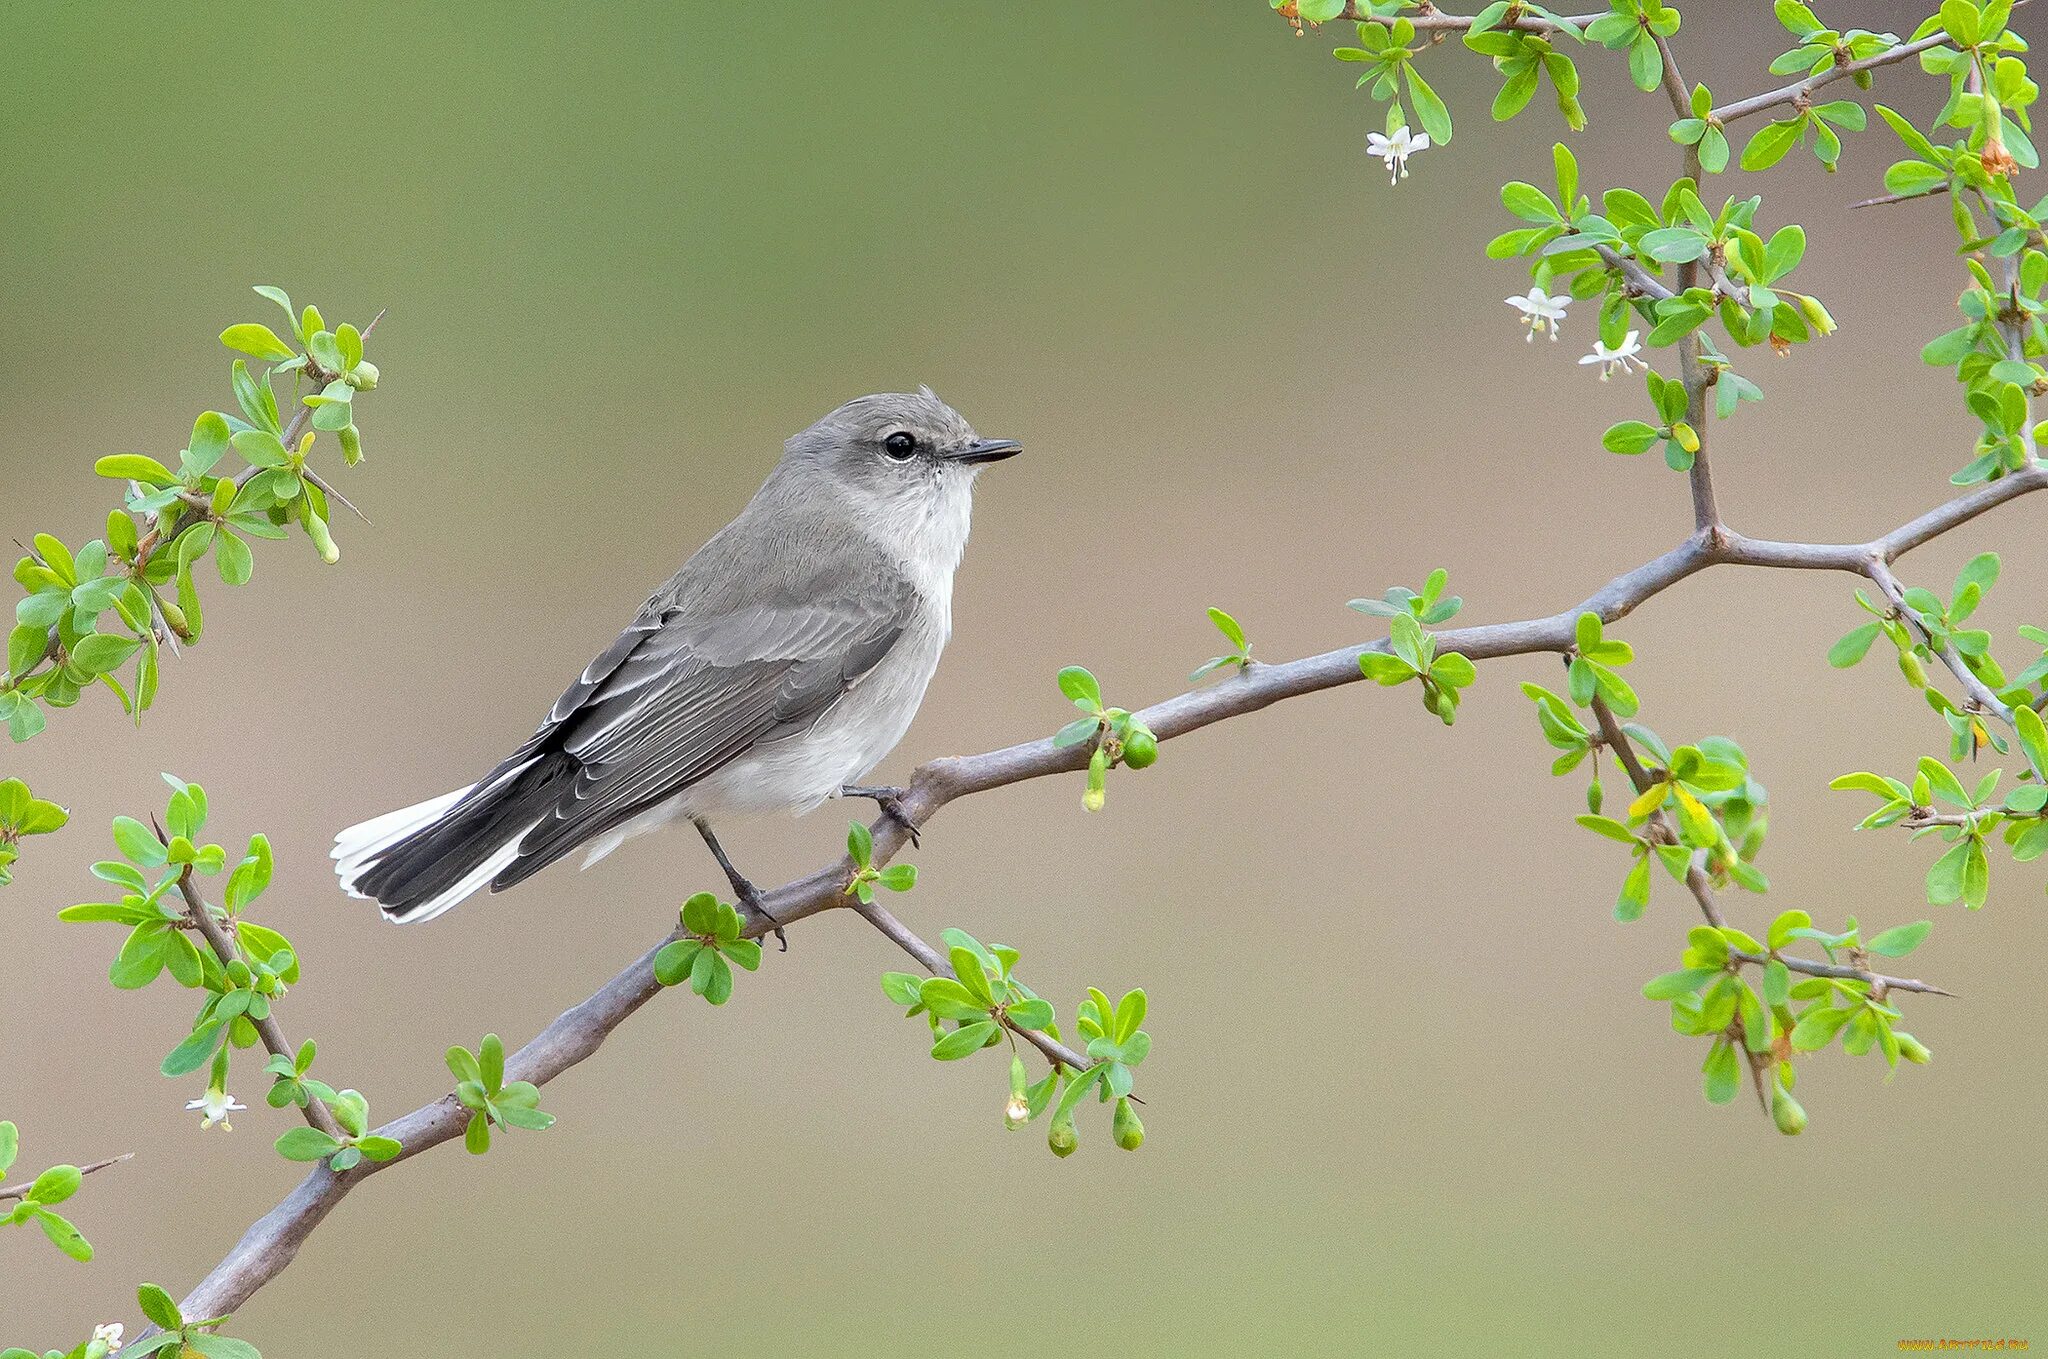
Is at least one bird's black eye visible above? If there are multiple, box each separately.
[882,430,917,460]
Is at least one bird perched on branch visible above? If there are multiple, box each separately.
[332,389,1020,931]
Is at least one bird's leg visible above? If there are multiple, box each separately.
[839,784,920,847]
[692,818,786,952]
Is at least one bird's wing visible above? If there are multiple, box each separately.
[486,573,918,886]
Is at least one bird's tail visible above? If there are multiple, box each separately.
[332,759,565,923]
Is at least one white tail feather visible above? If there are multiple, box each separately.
[335,785,519,923]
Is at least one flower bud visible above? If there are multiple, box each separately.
[1083,747,1107,813]
[1771,1082,1807,1136]
[1048,1110,1078,1157]
[1898,651,1927,688]
[1122,724,1158,769]
[305,509,340,565]
[1004,1055,1031,1129]
[1113,1096,1144,1151]
[344,360,379,390]
[1896,1031,1933,1064]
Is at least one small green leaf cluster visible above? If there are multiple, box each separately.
[1564,612,1637,715]
[1348,567,1463,625]
[128,1283,261,1359]
[1190,606,1253,681]
[882,928,1056,1062]
[653,892,764,1003]
[1833,751,2048,909]
[1051,666,1158,810]
[880,932,1150,1156]
[59,779,299,1088]
[1494,160,1814,443]
[1356,575,1474,724]
[1601,368,1700,470]
[1645,908,1931,1133]
[0,1122,94,1262]
[1739,96,1867,173]
[1768,2,1896,88]
[219,286,379,461]
[1584,0,1679,94]
[447,1034,554,1155]
[841,822,917,906]
[1829,555,2046,759]
[1868,4,2045,479]
[262,1039,336,1113]
[1667,83,1730,173]
[0,778,67,886]
[61,781,301,1088]
[274,1090,402,1173]
[1332,16,1455,145]
[2,285,378,743]
[1463,7,1587,131]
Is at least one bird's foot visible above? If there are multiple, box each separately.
[694,816,787,951]
[840,784,921,847]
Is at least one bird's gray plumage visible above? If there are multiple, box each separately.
[334,390,1017,922]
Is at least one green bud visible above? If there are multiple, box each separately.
[1794,293,1836,336]
[304,509,340,565]
[1113,1096,1144,1151]
[1896,1032,1933,1064]
[1122,724,1158,769]
[1771,1082,1807,1136]
[344,360,379,390]
[1084,747,1107,813]
[1899,650,1928,688]
[1048,1109,1078,1157]
[1005,1056,1031,1129]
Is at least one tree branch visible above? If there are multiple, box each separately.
[156,462,2042,1323]
[1708,12,2030,125]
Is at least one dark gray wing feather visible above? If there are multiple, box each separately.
[488,582,915,887]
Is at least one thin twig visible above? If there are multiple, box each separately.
[171,866,344,1140]
[0,1152,133,1203]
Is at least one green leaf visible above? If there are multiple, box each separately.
[161,1019,226,1076]
[1866,920,1932,957]
[1642,967,1719,999]
[1057,665,1102,708]
[1602,421,1662,455]
[931,1020,998,1060]
[28,1163,80,1204]
[275,1126,343,1162]
[185,1333,263,1359]
[1407,66,1453,144]
[1740,117,1805,170]
[219,322,297,361]
[34,1206,92,1262]
[137,1282,184,1330]
[1828,622,1881,667]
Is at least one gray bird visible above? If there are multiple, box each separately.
[332,389,1020,927]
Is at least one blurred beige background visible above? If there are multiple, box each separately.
[4,1,2044,1352]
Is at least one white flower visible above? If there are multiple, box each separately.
[186,1087,245,1132]
[92,1323,124,1353]
[1579,329,1646,381]
[1505,287,1569,342]
[1366,125,1430,186]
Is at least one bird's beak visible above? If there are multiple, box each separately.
[948,437,1023,465]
